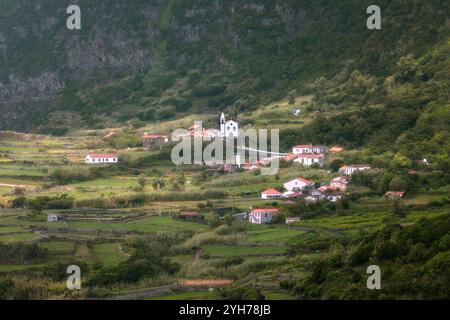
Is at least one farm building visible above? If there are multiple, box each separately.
[179,211,202,221]
[284,177,314,192]
[261,188,283,200]
[47,214,59,222]
[384,191,406,199]
[143,134,169,150]
[249,208,279,224]
[85,153,118,164]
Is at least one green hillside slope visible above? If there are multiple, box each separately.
[0,0,448,137]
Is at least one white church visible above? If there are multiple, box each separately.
[220,113,239,138]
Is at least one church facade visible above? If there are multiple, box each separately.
[220,113,239,138]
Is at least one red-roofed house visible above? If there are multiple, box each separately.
[249,208,279,224]
[330,176,348,191]
[318,185,334,193]
[179,211,202,220]
[143,133,169,150]
[294,154,325,167]
[284,177,314,192]
[261,188,283,200]
[85,153,118,164]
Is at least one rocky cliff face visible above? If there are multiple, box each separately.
[0,0,448,131]
[0,0,311,130]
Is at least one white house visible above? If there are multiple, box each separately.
[220,113,239,138]
[47,214,59,222]
[261,188,283,200]
[339,164,371,176]
[294,154,325,167]
[292,144,327,155]
[249,208,279,224]
[284,177,314,192]
[85,153,118,164]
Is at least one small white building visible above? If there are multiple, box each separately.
[85,153,118,164]
[286,217,300,224]
[47,214,59,222]
[284,177,314,192]
[294,154,325,167]
[339,164,371,176]
[261,188,283,200]
[220,113,239,138]
[249,208,279,224]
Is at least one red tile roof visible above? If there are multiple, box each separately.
[179,211,200,217]
[292,177,313,184]
[251,208,279,214]
[261,188,282,195]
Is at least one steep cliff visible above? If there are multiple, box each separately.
[0,0,448,131]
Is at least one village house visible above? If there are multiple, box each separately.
[249,208,279,224]
[294,154,325,167]
[384,191,406,199]
[261,188,283,200]
[292,144,327,155]
[339,164,371,176]
[179,211,202,221]
[85,153,118,164]
[143,133,169,150]
[284,177,314,192]
[305,189,326,203]
[330,176,348,191]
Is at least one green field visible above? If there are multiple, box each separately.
[202,245,286,257]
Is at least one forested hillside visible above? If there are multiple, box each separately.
[0,0,449,139]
